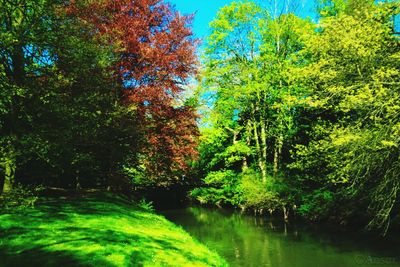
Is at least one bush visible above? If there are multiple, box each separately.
[190,170,241,207]
[0,184,44,209]
[137,198,154,213]
[238,171,281,211]
[190,187,236,206]
[190,168,289,214]
[297,189,335,221]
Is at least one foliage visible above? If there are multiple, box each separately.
[193,0,314,216]
[70,0,200,183]
[191,169,285,211]
[0,0,199,193]
[237,170,281,211]
[0,184,44,209]
[194,0,400,235]
[297,189,335,221]
[291,1,400,234]
[190,170,240,206]
[137,198,155,213]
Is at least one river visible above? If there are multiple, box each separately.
[161,206,400,267]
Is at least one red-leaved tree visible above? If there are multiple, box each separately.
[69,0,199,183]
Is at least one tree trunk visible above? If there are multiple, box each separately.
[11,47,26,85]
[242,120,252,171]
[273,144,278,177]
[242,157,248,171]
[251,98,267,183]
[75,170,82,191]
[253,120,267,182]
[232,131,238,145]
[260,116,268,183]
[283,205,289,223]
[1,13,25,195]
[3,163,16,193]
[2,144,16,194]
[273,133,283,177]
[260,160,267,183]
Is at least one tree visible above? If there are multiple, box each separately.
[200,1,313,182]
[0,0,140,192]
[291,1,400,234]
[194,1,400,233]
[201,1,269,181]
[0,0,60,192]
[193,1,314,216]
[70,0,199,184]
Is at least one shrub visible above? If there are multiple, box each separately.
[238,171,281,211]
[137,198,155,213]
[298,189,335,221]
[0,184,44,209]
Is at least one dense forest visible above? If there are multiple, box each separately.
[190,0,400,236]
[1,0,400,241]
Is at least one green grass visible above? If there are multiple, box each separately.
[0,192,227,267]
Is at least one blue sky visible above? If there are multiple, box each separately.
[167,0,238,40]
[167,0,319,41]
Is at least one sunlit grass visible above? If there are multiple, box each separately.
[0,193,227,266]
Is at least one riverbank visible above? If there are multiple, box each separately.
[0,192,227,266]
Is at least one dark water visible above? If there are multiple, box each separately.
[160,206,400,267]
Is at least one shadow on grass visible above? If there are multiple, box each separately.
[0,247,95,267]
[0,192,225,267]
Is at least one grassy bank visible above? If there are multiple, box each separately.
[0,192,227,267]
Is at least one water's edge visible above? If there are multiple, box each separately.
[160,206,400,267]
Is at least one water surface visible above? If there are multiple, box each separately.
[161,206,400,267]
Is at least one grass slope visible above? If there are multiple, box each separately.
[0,193,227,267]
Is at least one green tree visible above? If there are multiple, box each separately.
[194,1,314,216]
[199,1,313,181]
[292,1,400,234]
[0,0,59,192]
[0,0,139,192]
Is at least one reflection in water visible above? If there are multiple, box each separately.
[161,207,400,267]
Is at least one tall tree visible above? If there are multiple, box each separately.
[0,0,59,192]
[292,1,400,234]
[0,0,140,192]
[71,0,199,183]
[201,1,313,182]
